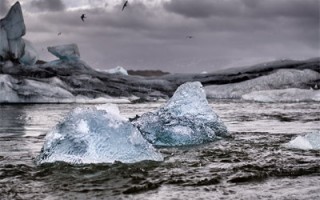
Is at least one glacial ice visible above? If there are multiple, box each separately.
[0,74,132,104]
[0,29,9,59]
[205,69,320,99]
[0,2,38,65]
[105,66,128,76]
[19,39,38,65]
[37,104,163,164]
[1,2,26,40]
[0,74,74,103]
[48,44,80,61]
[285,132,320,150]
[242,88,320,102]
[8,38,25,59]
[132,82,229,146]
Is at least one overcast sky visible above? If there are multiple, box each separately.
[1,0,319,73]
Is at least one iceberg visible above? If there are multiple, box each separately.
[205,69,320,99]
[8,37,25,59]
[0,74,74,103]
[0,2,37,65]
[132,82,229,147]
[36,104,163,164]
[19,39,38,65]
[1,2,26,40]
[105,66,128,76]
[285,132,320,150]
[48,44,80,61]
[0,74,132,104]
[0,28,9,60]
[242,88,320,102]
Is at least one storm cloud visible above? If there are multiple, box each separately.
[0,0,10,14]
[30,0,65,12]
[163,0,319,19]
[15,0,320,72]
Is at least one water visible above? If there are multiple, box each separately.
[0,101,319,200]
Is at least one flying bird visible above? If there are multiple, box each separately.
[186,36,194,39]
[122,1,128,11]
[58,32,62,36]
[81,14,86,22]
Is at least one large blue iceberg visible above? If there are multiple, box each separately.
[36,104,163,164]
[132,82,229,146]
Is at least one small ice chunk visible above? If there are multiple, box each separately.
[48,44,80,61]
[36,105,163,164]
[285,132,320,150]
[105,66,128,75]
[132,82,229,146]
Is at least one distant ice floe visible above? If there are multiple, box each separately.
[242,88,320,103]
[0,74,73,103]
[0,74,131,104]
[104,66,128,76]
[205,69,320,99]
[36,104,163,164]
[132,82,229,147]
[48,44,80,61]
[285,132,320,150]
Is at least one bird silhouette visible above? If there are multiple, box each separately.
[122,1,128,11]
[186,36,193,39]
[58,32,62,36]
[81,14,86,22]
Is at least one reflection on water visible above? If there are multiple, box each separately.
[0,105,26,137]
[0,101,319,199]
[0,104,76,166]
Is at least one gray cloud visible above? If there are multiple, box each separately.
[21,0,320,73]
[164,0,239,19]
[163,0,319,22]
[31,0,65,12]
[0,0,9,15]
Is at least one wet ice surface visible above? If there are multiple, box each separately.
[133,82,229,146]
[37,105,163,164]
[0,101,319,199]
[285,132,320,150]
